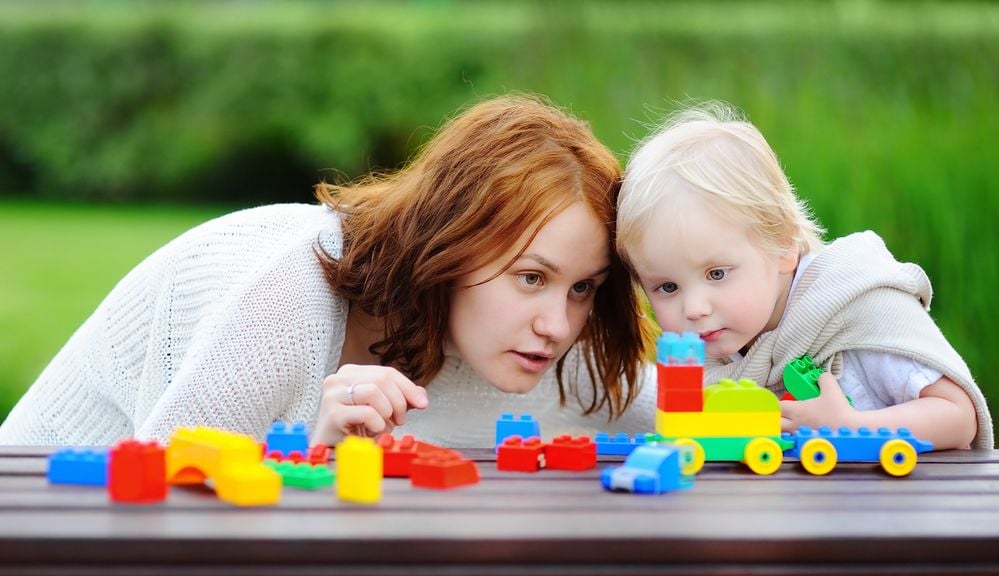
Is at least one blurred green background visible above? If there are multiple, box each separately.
[1,1,996,437]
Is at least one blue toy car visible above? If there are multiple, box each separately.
[600,444,696,494]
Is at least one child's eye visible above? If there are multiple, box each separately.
[707,268,727,281]
[518,273,543,288]
[657,282,678,294]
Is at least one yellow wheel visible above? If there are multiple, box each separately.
[672,438,705,475]
[744,438,783,476]
[800,438,838,476]
[880,439,917,477]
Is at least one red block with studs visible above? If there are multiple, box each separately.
[410,449,480,489]
[497,435,546,472]
[659,388,705,412]
[108,439,167,503]
[545,435,597,471]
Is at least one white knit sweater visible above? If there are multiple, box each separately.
[0,204,656,448]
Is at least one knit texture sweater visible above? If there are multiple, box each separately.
[707,231,993,449]
[0,204,656,448]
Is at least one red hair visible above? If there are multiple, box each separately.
[316,94,655,418]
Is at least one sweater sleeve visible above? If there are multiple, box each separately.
[134,236,345,443]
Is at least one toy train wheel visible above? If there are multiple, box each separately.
[879,439,917,477]
[672,438,705,475]
[800,438,838,476]
[744,438,783,475]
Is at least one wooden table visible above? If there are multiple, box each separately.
[1,446,998,575]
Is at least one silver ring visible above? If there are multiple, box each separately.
[346,383,357,406]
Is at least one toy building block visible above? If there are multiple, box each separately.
[265,461,335,490]
[601,444,696,494]
[495,412,540,448]
[266,443,332,464]
[265,450,305,463]
[702,378,779,412]
[593,432,657,456]
[657,363,703,390]
[545,435,597,471]
[658,386,704,413]
[656,332,705,365]
[379,434,420,477]
[336,436,383,504]
[266,421,310,457]
[167,427,281,506]
[783,425,933,477]
[497,435,546,472]
[308,444,332,465]
[410,449,480,489]
[48,449,109,486]
[783,356,854,406]
[378,435,447,477]
[108,440,166,503]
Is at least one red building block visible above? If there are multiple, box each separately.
[308,444,331,465]
[377,435,446,477]
[379,434,420,477]
[497,435,546,472]
[108,439,167,504]
[657,363,703,391]
[545,435,597,471]
[658,388,704,412]
[410,449,480,489]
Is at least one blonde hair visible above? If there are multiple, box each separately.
[617,101,825,266]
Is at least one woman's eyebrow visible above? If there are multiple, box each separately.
[521,253,561,274]
[521,253,610,278]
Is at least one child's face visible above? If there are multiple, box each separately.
[631,195,797,359]
[446,202,610,393]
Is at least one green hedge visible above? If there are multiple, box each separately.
[1,1,997,428]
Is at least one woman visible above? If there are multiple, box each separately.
[0,95,658,448]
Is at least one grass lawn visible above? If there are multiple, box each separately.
[0,201,227,421]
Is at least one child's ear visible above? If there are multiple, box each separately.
[777,242,800,274]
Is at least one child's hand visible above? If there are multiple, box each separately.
[779,372,857,433]
[312,364,430,446]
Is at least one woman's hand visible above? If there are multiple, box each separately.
[780,372,857,433]
[312,364,429,446]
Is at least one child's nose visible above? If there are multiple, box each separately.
[684,295,711,321]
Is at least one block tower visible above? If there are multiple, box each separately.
[655,331,705,421]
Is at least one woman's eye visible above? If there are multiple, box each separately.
[571,281,594,296]
[519,273,542,287]
[658,282,678,294]
[707,269,727,281]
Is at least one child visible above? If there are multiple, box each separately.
[616,102,992,450]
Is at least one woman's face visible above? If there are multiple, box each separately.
[446,202,611,393]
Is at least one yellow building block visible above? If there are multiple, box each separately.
[336,436,383,504]
[656,409,781,438]
[166,426,281,506]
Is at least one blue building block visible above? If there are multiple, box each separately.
[656,332,705,366]
[266,421,310,457]
[784,425,933,462]
[601,444,695,494]
[47,449,109,486]
[495,413,540,448]
[593,432,655,456]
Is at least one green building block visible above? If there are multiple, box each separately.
[783,356,853,406]
[266,461,336,490]
[702,378,779,412]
